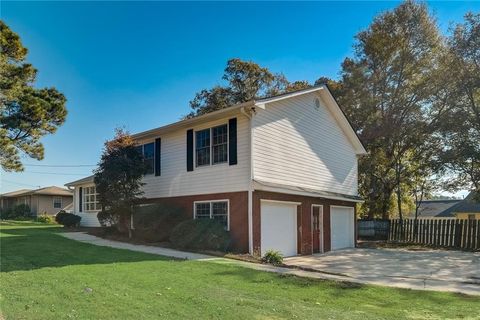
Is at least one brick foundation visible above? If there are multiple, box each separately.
[144,191,249,252]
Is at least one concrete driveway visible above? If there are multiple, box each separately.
[284,248,480,295]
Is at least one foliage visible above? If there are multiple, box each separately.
[36,213,55,224]
[186,58,311,118]
[55,210,80,227]
[132,203,188,242]
[0,21,67,171]
[54,210,68,224]
[97,210,118,228]
[437,13,480,194]
[334,1,444,218]
[0,204,31,219]
[170,219,231,252]
[261,250,284,266]
[94,128,147,237]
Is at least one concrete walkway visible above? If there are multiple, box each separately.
[60,232,480,295]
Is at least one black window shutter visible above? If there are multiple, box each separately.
[228,118,238,165]
[155,138,161,176]
[79,187,83,212]
[186,129,194,171]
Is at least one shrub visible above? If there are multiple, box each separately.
[170,219,231,252]
[262,250,284,265]
[0,204,32,220]
[97,210,118,227]
[55,210,68,224]
[132,203,188,242]
[36,213,55,224]
[55,211,81,227]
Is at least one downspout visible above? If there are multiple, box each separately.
[241,106,254,254]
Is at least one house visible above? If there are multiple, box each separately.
[411,191,480,220]
[436,191,480,220]
[0,186,73,216]
[412,199,462,219]
[65,86,367,256]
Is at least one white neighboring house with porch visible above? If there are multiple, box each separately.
[65,85,366,256]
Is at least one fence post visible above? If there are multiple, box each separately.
[454,220,461,248]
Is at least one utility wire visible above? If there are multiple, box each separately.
[23,164,96,167]
[25,171,91,176]
[1,179,41,188]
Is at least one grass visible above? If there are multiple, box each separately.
[1,221,479,320]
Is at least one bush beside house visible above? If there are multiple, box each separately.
[55,210,81,227]
[170,219,231,252]
[132,203,188,242]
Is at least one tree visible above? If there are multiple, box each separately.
[334,1,444,219]
[94,128,147,238]
[0,21,67,171]
[438,13,480,195]
[187,58,311,118]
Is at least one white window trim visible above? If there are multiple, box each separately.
[311,204,324,254]
[194,123,229,168]
[193,199,230,231]
[83,186,101,213]
[53,196,62,209]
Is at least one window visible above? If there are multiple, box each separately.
[84,186,101,212]
[53,197,62,209]
[195,129,210,167]
[136,142,155,174]
[195,124,228,167]
[212,125,228,164]
[194,200,229,230]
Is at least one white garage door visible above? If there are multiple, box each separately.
[330,206,355,250]
[261,201,298,257]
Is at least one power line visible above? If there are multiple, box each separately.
[26,171,91,176]
[23,164,96,168]
[1,179,41,188]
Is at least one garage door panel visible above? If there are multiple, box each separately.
[261,201,297,257]
[330,206,354,250]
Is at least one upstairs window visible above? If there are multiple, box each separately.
[53,197,62,209]
[212,125,228,164]
[194,200,229,230]
[195,124,228,167]
[195,129,210,167]
[136,142,155,175]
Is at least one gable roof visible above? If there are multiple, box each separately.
[130,85,367,155]
[437,191,480,217]
[65,175,95,187]
[0,186,72,198]
[414,199,462,218]
[0,189,33,197]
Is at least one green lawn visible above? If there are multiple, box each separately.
[1,221,479,320]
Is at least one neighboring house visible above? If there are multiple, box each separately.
[411,191,480,220]
[66,86,367,256]
[437,191,480,220]
[411,199,462,219]
[0,186,73,216]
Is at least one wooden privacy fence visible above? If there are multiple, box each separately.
[389,219,480,251]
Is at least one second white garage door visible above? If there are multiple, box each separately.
[330,206,355,250]
[261,201,298,257]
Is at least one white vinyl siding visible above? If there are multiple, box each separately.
[139,116,250,198]
[252,92,358,196]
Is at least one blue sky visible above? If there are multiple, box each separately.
[0,1,478,195]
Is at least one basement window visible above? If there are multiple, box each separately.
[194,200,229,230]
